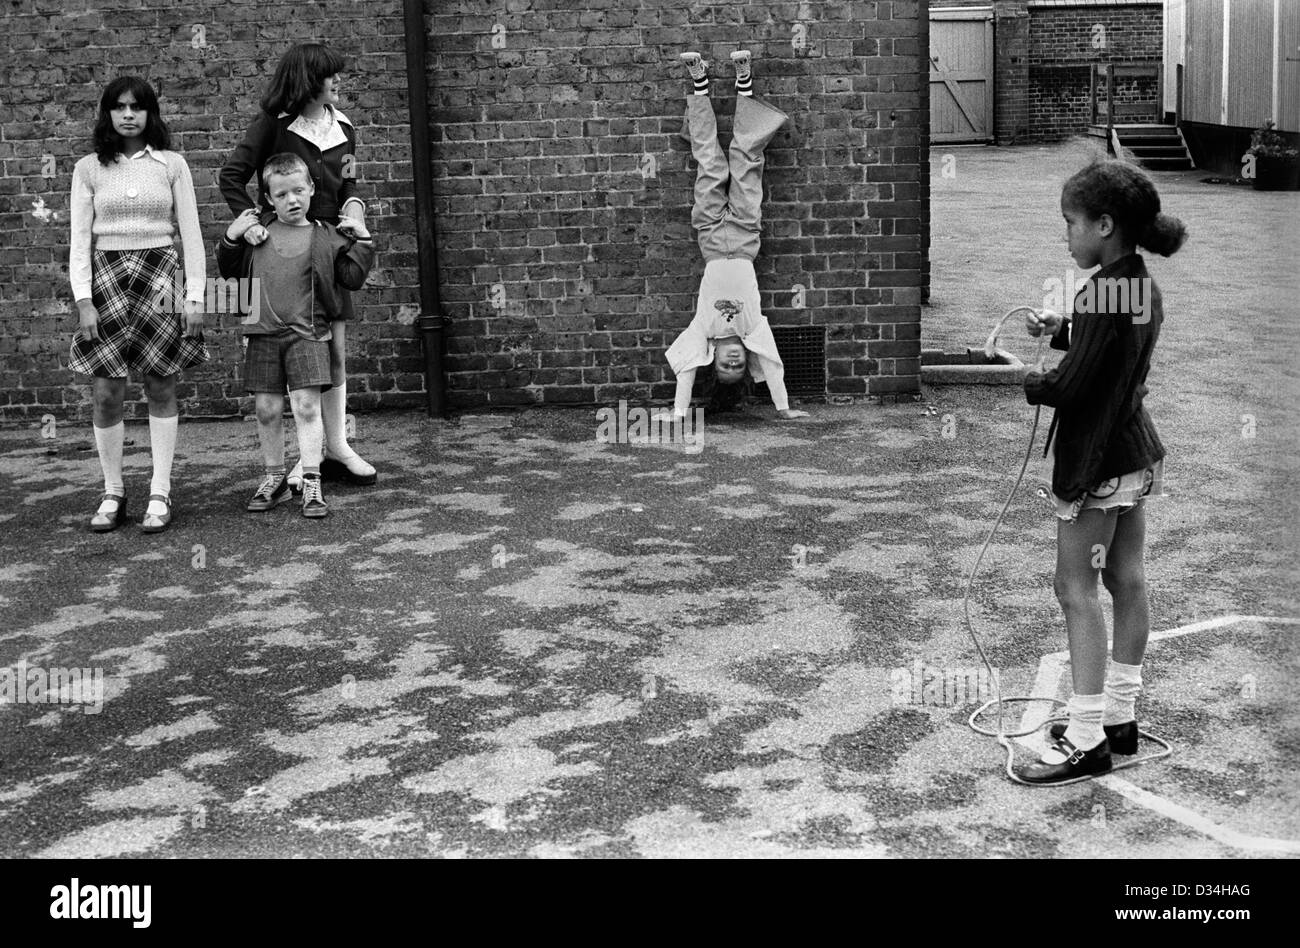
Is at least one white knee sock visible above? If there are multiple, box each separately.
[321,382,374,475]
[1104,660,1143,726]
[321,383,351,457]
[149,414,177,498]
[94,421,125,499]
[147,415,177,517]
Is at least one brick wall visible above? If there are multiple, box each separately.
[929,0,1162,143]
[1026,0,1163,141]
[1,0,422,422]
[430,1,927,406]
[0,0,929,422]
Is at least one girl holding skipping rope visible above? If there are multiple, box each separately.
[663,50,808,421]
[69,77,208,534]
[220,42,376,492]
[1019,159,1187,784]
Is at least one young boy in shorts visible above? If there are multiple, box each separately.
[217,153,373,518]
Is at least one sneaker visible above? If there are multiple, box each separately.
[301,476,328,518]
[679,51,708,81]
[247,474,291,512]
[730,49,752,83]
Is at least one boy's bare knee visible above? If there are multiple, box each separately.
[291,391,321,421]
[254,397,282,425]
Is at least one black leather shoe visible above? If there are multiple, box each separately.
[320,456,377,486]
[89,493,127,533]
[1020,735,1112,784]
[1049,720,1138,755]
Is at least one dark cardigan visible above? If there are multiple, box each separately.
[219,109,359,225]
[1024,252,1166,502]
[216,218,374,335]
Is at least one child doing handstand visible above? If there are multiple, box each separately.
[664,50,808,420]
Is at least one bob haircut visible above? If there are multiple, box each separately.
[93,76,171,166]
[260,43,347,117]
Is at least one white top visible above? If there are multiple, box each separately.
[69,146,205,303]
[665,258,789,413]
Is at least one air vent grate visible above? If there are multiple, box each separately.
[769,325,826,396]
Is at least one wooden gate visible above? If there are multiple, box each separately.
[930,7,995,143]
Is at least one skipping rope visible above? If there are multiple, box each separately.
[961,306,1173,787]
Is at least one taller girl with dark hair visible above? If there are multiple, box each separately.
[69,76,207,534]
[1019,159,1187,784]
[220,42,375,490]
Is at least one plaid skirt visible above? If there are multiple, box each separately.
[68,247,209,378]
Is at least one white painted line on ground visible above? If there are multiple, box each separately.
[1096,774,1300,855]
[1017,614,1300,853]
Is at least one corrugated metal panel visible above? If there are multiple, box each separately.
[1280,0,1300,132]
[1227,0,1276,129]
[1164,0,1186,115]
[1184,0,1224,126]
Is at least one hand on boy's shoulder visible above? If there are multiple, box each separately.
[335,218,371,241]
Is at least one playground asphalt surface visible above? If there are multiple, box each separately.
[0,142,1296,859]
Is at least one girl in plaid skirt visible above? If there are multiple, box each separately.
[69,77,207,533]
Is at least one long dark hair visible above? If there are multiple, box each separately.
[260,43,346,116]
[697,361,754,412]
[1062,159,1188,257]
[93,77,171,166]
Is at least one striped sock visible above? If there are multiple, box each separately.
[731,50,753,96]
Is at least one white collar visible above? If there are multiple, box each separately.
[280,105,351,151]
[122,145,168,166]
[277,106,352,127]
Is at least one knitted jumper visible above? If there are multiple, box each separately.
[69,148,205,303]
[1024,252,1166,501]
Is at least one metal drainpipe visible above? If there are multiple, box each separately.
[403,0,448,417]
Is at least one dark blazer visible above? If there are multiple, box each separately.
[216,217,374,335]
[219,108,360,225]
[1024,253,1166,502]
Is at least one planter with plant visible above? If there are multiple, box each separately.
[1247,120,1300,191]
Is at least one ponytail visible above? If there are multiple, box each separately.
[1138,211,1188,257]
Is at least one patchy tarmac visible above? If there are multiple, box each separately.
[2,142,1298,858]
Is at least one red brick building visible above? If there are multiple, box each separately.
[0,0,931,421]
[931,0,1164,143]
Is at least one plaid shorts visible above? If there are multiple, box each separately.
[243,332,332,393]
[68,247,209,378]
